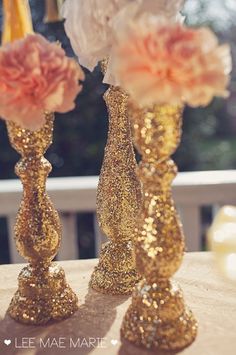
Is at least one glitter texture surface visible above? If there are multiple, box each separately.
[90,86,142,294]
[6,115,78,325]
[121,103,198,350]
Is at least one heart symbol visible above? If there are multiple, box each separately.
[4,339,11,346]
[111,339,118,346]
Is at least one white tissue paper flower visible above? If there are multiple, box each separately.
[62,0,128,71]
[62,0,185,84]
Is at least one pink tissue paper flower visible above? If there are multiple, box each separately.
[112,20,232,107]
[0,33,85,130]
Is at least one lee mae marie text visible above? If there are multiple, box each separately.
[14,337,107,349]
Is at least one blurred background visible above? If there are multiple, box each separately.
[0,0,236,264]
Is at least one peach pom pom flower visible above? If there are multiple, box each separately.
[0,33,85,131]
[112,20,232,107]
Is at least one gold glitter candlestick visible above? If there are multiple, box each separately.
[121,104,198,350]
[90,86,142,295]
[6,116,78,325]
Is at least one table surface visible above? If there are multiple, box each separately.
[0,252,235,355]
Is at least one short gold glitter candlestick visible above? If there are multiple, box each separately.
[89,85,142,295]
[6,116,78,325]
[121,104,198,350]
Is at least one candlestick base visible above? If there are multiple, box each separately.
[8,263,78,325]
[90,241,140,295]
[121,279,197,351]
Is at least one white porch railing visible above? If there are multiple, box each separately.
[1,170,236,263]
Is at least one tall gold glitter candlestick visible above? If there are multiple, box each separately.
[3,0,78,325]
[121,104,198,350]
[89,85,142,295]
[6,116,78,325]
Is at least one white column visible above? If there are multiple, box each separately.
[7,215,25,263]
[93,214,107,257]
[57,213,78,260]
[179,206,202,252]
